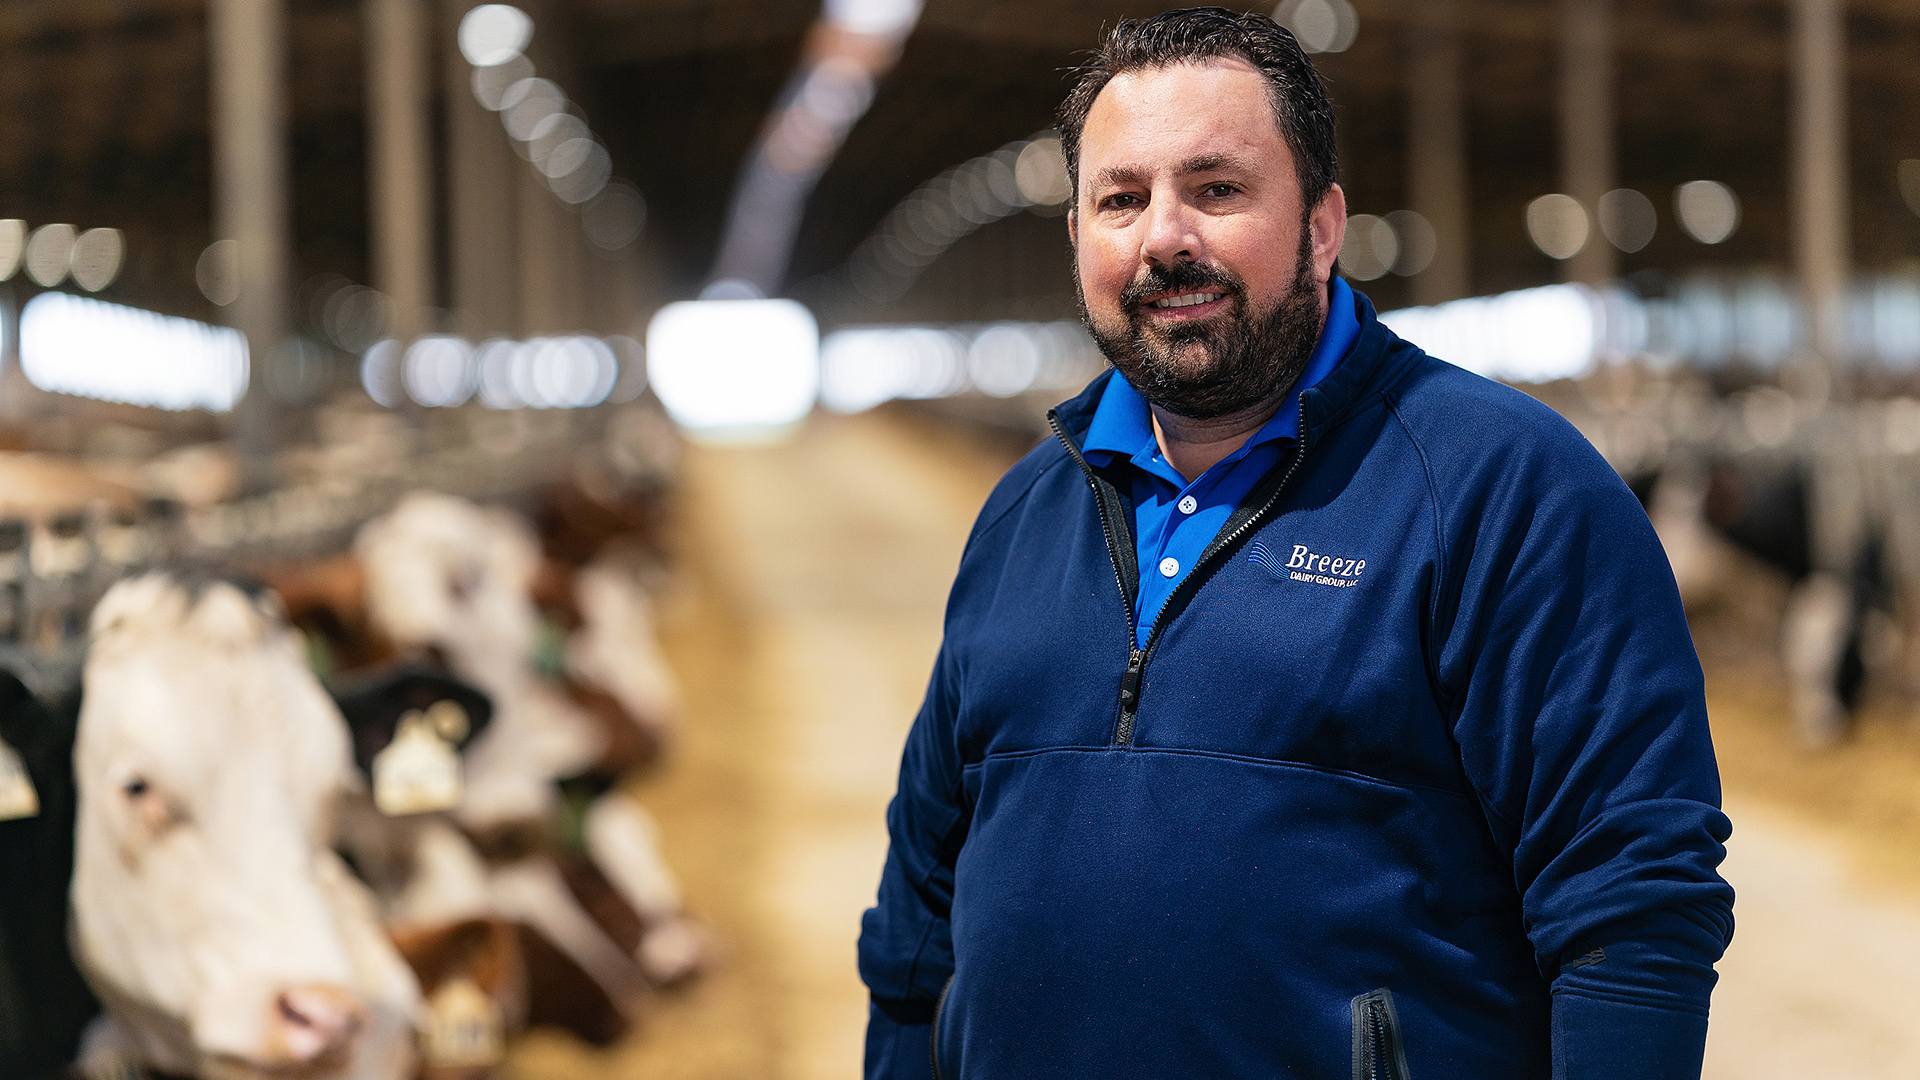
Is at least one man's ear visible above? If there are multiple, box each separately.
[1066,207,1078,247]
[1309,183,1347,286]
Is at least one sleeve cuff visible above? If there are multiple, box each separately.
[866,996,934,1080]
[1552,988,1710,1080]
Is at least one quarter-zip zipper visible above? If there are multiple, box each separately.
[1049,400,1314,746]
[1047,409,1137,640]
[1349,988,1412,1080]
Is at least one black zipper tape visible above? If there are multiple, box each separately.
[1051,403,1313,746]
[1350,988,1412,1080]
[1048,409,1138,627]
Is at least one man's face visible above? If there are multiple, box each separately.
[1070,58,1346,420]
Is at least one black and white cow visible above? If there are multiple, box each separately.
[1634,448,1898,747]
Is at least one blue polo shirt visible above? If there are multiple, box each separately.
[1083,277,1361,647]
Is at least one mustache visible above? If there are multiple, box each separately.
[1118,262,1244,314]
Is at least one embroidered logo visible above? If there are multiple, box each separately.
[1249,541,1366,588]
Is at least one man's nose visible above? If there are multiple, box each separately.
[1139,197,1198,268]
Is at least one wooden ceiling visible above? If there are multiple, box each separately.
[0,0,1913,327]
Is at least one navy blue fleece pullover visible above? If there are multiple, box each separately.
[859,286,1734,1080]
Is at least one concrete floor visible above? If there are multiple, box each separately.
[510,408,1920,1079]
[1706,797,1920,1078]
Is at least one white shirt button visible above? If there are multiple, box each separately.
[1159,557,1180,578]
[1177,495,1198,514]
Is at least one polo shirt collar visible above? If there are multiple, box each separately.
[1083,275,1362,470]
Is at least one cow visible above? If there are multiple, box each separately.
[69,573,423,1080]
[253,491,702,1056]
[331,492,702,987]
[1634,445,1899,748]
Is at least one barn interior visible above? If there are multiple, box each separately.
[0,0,1919,1077]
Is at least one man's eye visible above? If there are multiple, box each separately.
[1205,183,1238,198]
[1101,193,1140,210]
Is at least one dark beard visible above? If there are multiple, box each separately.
[1078,227,1323,421]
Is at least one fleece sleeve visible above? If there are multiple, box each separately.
[858,641,969,1080]
[1435,438,1735,1080]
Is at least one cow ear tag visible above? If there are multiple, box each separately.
[423,976,504,1068]
[0,738,38,821]
[426,699,470,744]
[373,710,462,817]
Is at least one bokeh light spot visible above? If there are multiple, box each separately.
[458,4,533,67]
[1383,210,1435,276]
[1525,194,1590,260]
[403,336,477,407]
[583,184,647,251]
[70,227,124,292]
[1015,139,1071,208]
[1597,189,1657,253]
[0,220,24,282]
[197,240,241,307]
[1339,214,1397,281]
[24,224,76,287]
[1675,180,1740,245]
[1274,0,1358,53]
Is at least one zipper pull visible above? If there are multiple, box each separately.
[1118,648,1144,708]
[1113,648,1145,745]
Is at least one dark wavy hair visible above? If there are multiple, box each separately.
[1056,7,1338,211]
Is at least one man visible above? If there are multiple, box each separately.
[859,9,1734,1079]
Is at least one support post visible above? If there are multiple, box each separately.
[0,285,25,421]
[1560,0,1614,285]
[1792,0,1849,378]
[209,0,291,487]
[366,0,435,341]
[442,0,519,337]
[1405,0,1470,304]
[518,168,564,334]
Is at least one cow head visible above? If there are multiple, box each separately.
[355,493,543,671]
[71,573,420,1080]
[354,495,606,831]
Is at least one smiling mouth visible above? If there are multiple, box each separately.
[1148,292,1226,309]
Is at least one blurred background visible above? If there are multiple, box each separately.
[1,0,1919,1077]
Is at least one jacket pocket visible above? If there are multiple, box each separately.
[930,975,955,1080]
[1350,988,1412,1080]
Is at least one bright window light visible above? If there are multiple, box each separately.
[819,327,964,413]
[372,334,619,410]
[818,321,1101,414]
[20,292,248,411]
[1381,284,1598,384]
[647,299,819,437]
[506,337,618,409]
[967,323,1042,397]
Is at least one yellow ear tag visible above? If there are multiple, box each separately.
[426,699,470,744]
[0,739,38,822]
[372,711,462,817]
[423,976,505,1069]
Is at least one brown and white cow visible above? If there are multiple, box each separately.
[70,573,422,1080]
[351,492,702,986]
